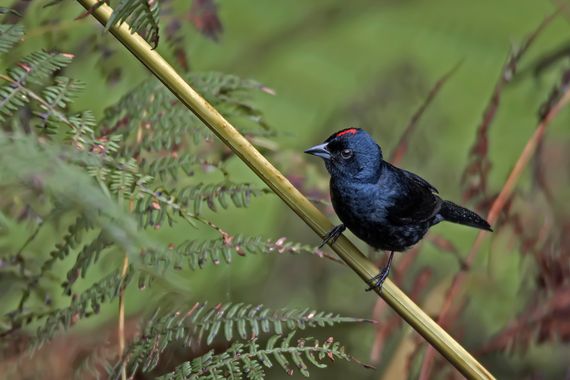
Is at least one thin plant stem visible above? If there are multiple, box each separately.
[389,61,462,166]
[118,254,129,380]
[75,1,495,378]
[117,127,146,380]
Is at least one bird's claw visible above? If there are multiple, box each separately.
[365,267,390,292]
[365,251,395,292]
[318,224,346,248]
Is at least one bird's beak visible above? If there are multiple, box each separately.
[304,143,331,160]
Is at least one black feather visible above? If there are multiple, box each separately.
[439,201,493,231]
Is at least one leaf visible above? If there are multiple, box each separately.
[0,24,24,54]
[0,51,74,122]
[140,235,340,275]
[38,76,85,127]
[106,0,160,48]
[116,302,370,377]
[156,333,357,380]
[34,268,132,347]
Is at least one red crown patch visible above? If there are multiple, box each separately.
[336,128,358,137]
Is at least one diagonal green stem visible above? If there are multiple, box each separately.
[75,1,494,379]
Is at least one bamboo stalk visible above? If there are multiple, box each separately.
[75,1,495,378]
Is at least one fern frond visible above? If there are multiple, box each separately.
[99,79,205,152]
[142,235,335,274]
[132,183,267,230]
[62,231,113,294]
[177,182,270,214]
[67,110,98,151]
[133,186,185,229]
[106,0,160,48]
[141,110,210,152]
[117,303,367,377]
[0,51,73,122]
[0,132,142,252]
[37,76,84,127]
[6,50,73,85]
[0,83,28,123]
[44,216,94,273]
[191,72,273,129]
[86,154,152,201]
[0,24,24,54]
[158,332,353,380]
[9,216,95,319]
[189,302,370,345]
[107,157,141,197]
[140,153,201,181]
[98,72,271,153]
[35,268,132,346]
[191,72,266,97]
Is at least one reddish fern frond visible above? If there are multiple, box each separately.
[460,11,560,206]
[419,63,570,380]
[189,0,223,42]
[480,285,570,355]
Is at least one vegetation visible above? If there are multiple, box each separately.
[1,1,569,379]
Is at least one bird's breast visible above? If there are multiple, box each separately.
[329,179,429,252]
[330,180,387,225]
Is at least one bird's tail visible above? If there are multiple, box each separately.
[440,200,492,231]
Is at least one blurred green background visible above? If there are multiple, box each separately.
[5,0,570,379]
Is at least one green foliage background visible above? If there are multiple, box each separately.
[1,0,569,379]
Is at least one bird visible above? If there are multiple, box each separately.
[304,128,492,291]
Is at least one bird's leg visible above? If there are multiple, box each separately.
[318,224,346,248]
[366,251,395,292]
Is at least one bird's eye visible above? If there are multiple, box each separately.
[340,149,353,159]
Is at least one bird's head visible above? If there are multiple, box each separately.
[304,128,383,181]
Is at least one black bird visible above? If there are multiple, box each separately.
[304,128,492,291]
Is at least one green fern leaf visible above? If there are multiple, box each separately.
[98,72,271,154]
[140,153,201,181]
[0,51,73,122]
[141,235,339,275]
[115,302,369,378]
[44,216,94,271]
[191,303,371,344]
[7,50,73,85]
[157,332,354,380]
[132,183,267,230]
[67,110,98,150]
[190,72,273,129]
[106,0,160,48]
[176,182,269,214]
[0,24,24,54]
[2,214,93,326]
[38,76,84,127]
[62,231,114,294]
[35,268,132,346]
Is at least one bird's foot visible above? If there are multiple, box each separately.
[365,251,395,292]
[318,224,346,248]
[365,267,391,292]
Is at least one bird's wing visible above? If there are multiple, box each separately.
[383,163,442,225]
[401,169,439,194]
